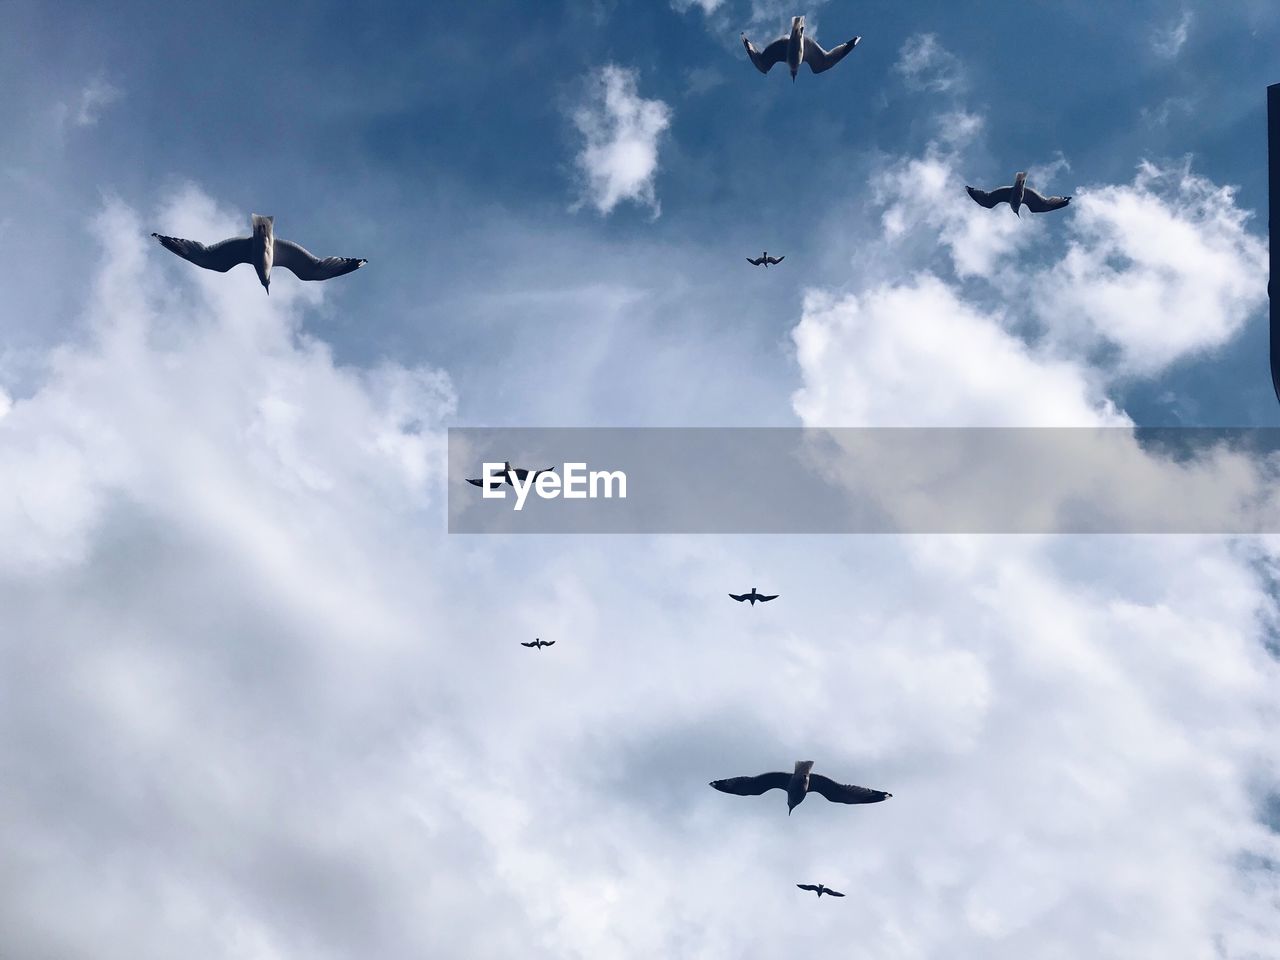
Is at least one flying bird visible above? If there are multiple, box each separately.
[520,638,555,649]
[709,760,891,815]
[729,587,778,605]
[742,16,861,81]
[747,252,785,267]
[797,883,845,898]
[151,214,367,294]
[466,462,554,488]
[965,172,1071,216]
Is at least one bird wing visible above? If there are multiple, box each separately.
[965,186,1012,209]
[747,257,765,265]
[826,889,846,897]
[757,593,779,602]
[151,234,251,272]
[273,238,367,281]
[729,593,748,602]
[709,772,791,796]
[807,774,892,804]
[542,640,555,646]
[766,256,784,264]
[803,35,861,73]
[796,884,820,892]
[1021,187,1072,213]
[466,478,485,487]
[743,34,789,74]
[520,642,537,647]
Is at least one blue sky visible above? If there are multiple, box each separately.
[2,3,1280,958]
[4,0,1279,423]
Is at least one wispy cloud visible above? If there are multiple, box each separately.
[1140,95,1196,128]
[683,65,726,98]
[55,76,123,129]
[570,65,672,218]
[894,33,965,93]
[1151,10,1193,58]
[669,0,723,13]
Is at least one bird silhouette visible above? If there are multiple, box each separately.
[151,214,366,294]
[747,252,785,267]
[797,883,845,898]
[966,172,1071,216]
[466,462,554,488]
[520,638,555,649]
[710,760,891,815]
[729,587,778,605]
[742,16,860,81]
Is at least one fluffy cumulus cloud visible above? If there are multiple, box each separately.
[570,65,672,217]
[792,275,1124,428]
[4,30,1280,959]
[872,112,1032,279]
[869,124,1266,379]
[784,79,1280,957]
[1034,161,1267,375]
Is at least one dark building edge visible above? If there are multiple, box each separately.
[1269,84,1280,405]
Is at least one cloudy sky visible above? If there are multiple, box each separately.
[1,1,1279,957]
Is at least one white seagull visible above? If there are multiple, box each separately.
[742,16,861,81]
[797,883,845,898]
[710,760,891,815]
[966,172,1071,216]
[151,214,367,294]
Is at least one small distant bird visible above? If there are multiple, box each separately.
[797,883,845,899]
[151,215,367,294]
[466,462,554,488]
[742,16,861,81]
[729,587,778,605]
[966,172,1071,216]
[710,760,892,815]
[747,252,785,267]
[520,638,555,649]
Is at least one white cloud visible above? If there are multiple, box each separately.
[55,76,123,129]
[684,65,726,97]
[669,0,723,13]
[872,114,1036,279]
[3,102,1280,960]
[1033,161,1267,375]
[1152,10,1194,58]
[792,275,1123,428]
[785,113,1280,959]
[894,33,965,93]
[1140,95,1196,128]
[570,65,672,218]
[869,114,1265,379]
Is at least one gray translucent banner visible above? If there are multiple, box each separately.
[446,428,1280,534]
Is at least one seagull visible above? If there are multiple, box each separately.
[729,587,778,605]
[742,16,861,81]
[709,760,891,815]
[151,214,366,294]
[466,462,554,488]
[797,883,845,898]
[520,638,555,649]
[965,172,1071,216]
[747,252,785,267]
